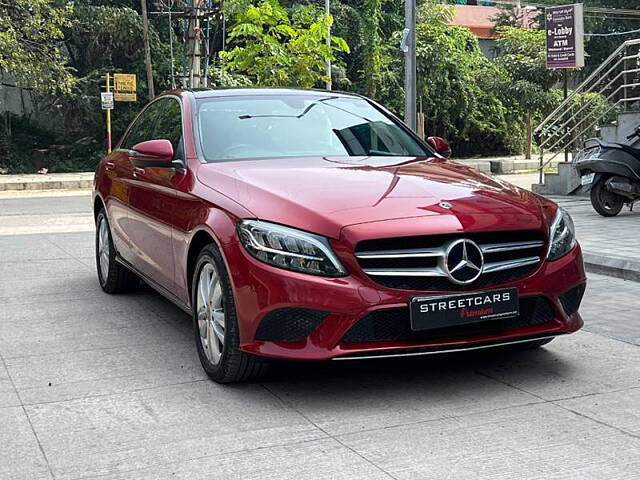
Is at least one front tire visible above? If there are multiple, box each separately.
[591,177,624,216]
[95,210,138,293]
[192,243,268,383]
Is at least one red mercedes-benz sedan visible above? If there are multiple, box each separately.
[93,88,585,383]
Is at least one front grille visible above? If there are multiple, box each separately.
[559,284,586,316]
[255,308,328,342]
[341,297,555,343]
[355,230,546,291]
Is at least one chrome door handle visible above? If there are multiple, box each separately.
[105,161,115,171]
[133,167,145,177]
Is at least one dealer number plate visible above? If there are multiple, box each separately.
[409,288,519,331]
[581,173,595,186]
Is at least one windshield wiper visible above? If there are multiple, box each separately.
[239,96,339,120]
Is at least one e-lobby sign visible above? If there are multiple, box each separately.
[546,4,585,69]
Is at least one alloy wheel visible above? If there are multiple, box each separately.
[97,216,110,282]
[196,262,226,365]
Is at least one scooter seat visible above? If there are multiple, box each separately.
[591,139,640,160]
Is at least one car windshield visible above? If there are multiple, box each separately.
[196,95,430,162]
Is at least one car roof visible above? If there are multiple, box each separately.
[175,87,361,100]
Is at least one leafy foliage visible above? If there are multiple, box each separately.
[221,0,349,88]
[0,0,74,93]
[361,0,383,97]
[1,0,632,173]
[494,27,565,157]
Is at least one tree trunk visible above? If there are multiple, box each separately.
[140,0,155,99]
[416,111,425,140]
[525,113,532,160]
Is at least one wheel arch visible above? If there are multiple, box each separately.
[93,194,106,221]
[186,228,224,306]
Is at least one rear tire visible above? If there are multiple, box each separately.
[192,243,268,383]
[591,177,624,217]
[95,210,139,293]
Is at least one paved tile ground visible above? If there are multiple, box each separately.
[496,173,640,279]
[496,173,640,264]
[1,193,639,479]
[549,195,640,261]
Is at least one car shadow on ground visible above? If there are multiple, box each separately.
[136,281,571,398]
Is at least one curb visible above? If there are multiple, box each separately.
[583,252,640,283]
[0,179,93,192]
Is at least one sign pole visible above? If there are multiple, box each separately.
[564,69,569,162]
[404,0,417,131]
[106,73,112,154]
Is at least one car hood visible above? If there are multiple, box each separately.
[196,156,546,239]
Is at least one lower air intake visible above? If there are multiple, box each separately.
[341,297,555,343]
[254,308,328,342]
[559,284,586,316]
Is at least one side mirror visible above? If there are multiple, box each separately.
[427,136,452,158]
[129,139,175,167]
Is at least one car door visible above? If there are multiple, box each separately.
[108,102,162,266]
[126,97,185,291]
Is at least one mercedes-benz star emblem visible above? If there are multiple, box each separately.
[443,239,484,285]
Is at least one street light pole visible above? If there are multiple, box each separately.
[325,0,331,90]
[404,0,416,130]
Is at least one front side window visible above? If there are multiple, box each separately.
[121,97,183,156]
[196,95,430,162]
[121,102,163,150]
[154,98,184,159]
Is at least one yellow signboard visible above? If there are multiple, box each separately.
[113,92,137,102]
[113,73,137,102]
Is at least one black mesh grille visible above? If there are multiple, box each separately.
[255,308,328,342]
[356,230,546,291]
[559,284,586,316]
[341,297,555,343]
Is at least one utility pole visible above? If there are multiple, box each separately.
[325,0,331,90]
[141,0,155,100]
[187,0,202,88]
[404,0,416,131]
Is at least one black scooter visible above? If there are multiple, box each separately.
[575,125,640,216]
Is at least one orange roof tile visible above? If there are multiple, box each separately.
[449,5,500,39]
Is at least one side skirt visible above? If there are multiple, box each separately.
[115,254,192,315]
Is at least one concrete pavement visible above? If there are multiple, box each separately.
[1,193,640,479]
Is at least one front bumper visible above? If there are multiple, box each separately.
[222,240,586,361]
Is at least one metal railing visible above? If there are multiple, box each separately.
[534,38,640,183]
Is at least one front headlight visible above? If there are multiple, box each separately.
[237,220,347,277]
[547,208,577,261]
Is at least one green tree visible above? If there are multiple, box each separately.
[59,5,172,131]
[382,2,509,155]
[495,26,563,158]
[361,0,383,97]
[221,0,349,88]
[0,0,75,170]
[0,0,74,93]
